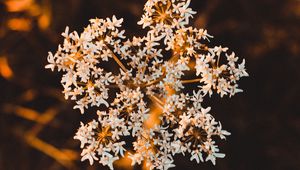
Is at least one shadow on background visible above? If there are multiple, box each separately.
[0,0,299,170]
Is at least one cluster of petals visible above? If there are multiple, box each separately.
[46,0,248,169]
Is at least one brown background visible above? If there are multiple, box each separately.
[0,0,299,170]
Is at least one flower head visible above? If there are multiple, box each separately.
[46,0,248,169]
[138,0,196,42]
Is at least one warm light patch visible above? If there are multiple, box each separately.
[114,151,133,170]
[0,57,13,79]
[7,18,32,31]
[38,13,51,30]
[144,105,162,129]
[38,3,52,30]
[142,161,151,170]
[19,89,37,102]
[4,0,33,12]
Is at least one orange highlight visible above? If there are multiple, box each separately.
[0,57,13,79]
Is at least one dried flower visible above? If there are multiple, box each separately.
[46,0,248,169]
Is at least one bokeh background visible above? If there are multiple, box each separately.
[0,0,299,170]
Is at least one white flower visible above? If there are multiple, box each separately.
[61,26,70,38]
[206,152,225,165]
[45,52,56,71]
[111,15,123,28]
[81,144,99,165]
[190,150,203,163]
[99,154,119,170]
[113,141,126,156]
[46,0,248,169]
[213,46,229,56]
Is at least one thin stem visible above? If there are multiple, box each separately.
[181,78,202,84]
[148,95,164,108]
[104,43,128,72]
[216,55,220,67]
[142,76,164,87]
[111,52,128,72]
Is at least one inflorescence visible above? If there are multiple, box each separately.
[45,0,248,169]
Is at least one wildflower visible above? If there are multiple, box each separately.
[46,0,248,169]
[138,0,196,42]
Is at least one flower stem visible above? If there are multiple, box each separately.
[181,78,202,84]
[104,44,128,72]
[149,95,164,108]
[111,52,128,72]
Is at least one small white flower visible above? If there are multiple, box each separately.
[81,144,99,165]
[46,0,248,169]
[45,52,56,71]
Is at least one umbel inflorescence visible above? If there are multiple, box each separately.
[45,0,248,169]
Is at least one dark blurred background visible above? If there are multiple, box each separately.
[0,0,299,170]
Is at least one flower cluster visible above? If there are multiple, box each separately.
[46,0,248,169]
[46,16,125,113]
